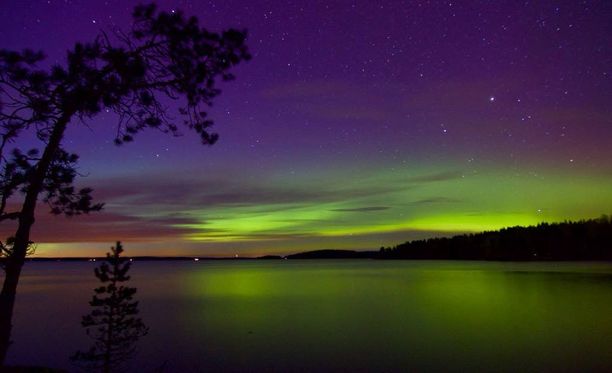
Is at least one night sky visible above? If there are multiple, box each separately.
[1,1,611,257]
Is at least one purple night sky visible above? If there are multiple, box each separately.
[1,1,611,257]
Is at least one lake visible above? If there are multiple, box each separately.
[4,260,612,371]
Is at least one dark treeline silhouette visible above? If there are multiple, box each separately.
[379,215,612,260]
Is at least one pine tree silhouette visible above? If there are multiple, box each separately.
[72,242,148,373]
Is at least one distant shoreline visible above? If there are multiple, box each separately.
[6,216,612,263]
[15,251,612,263]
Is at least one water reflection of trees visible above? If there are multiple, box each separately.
[72,242,148,372]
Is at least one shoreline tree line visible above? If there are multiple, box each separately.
[377,215,612,261]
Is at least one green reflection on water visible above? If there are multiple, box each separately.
[179,261,612,372]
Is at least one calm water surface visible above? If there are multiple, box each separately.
[5,260,612,371]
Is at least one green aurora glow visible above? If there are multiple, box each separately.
[32,162,612,256]
[53,164,606,257]
[187,169,607,235]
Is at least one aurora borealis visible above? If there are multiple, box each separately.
[1,1,611,257]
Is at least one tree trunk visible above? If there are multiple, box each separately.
[0,291,15,366]
[0,115,70,365]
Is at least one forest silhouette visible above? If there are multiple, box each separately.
[377,216,612,261]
